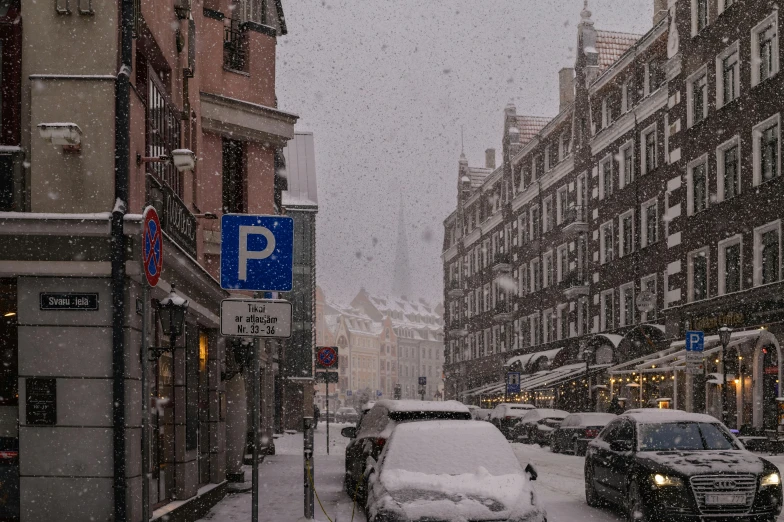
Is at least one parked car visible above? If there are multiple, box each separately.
[473,407,494,421]
[0,436,19,521]
[341,400,472,504]
[489,403,536,438]
[513,409,569,444]
[550,412,616,455]
[584,409,783,522]
[335,407,359,423]
[365,420,546,522]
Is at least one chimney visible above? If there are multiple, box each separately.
[653,0,667,24]
[485,149,496,170]
[559,68,575,112]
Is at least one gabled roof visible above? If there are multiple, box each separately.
[467,166,493,189]
[514,115,551,145]
[595,30,643,70]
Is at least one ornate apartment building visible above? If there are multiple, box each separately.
[443,0,784,430]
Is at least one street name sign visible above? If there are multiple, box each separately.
[220,214,294,292]
[220,299,292,338]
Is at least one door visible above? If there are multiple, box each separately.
[591,419,623,496]
[605,420,636,500]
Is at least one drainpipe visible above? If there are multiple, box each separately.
[112,0,133,519]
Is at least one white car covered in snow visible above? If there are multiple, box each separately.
[365,420,547,522]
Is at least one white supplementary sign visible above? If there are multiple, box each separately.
[220,299,292,338]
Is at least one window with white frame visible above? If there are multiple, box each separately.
[561,131,571,159]
[530,314,541,346]
[718,235,742,294]
[519,264,528,295]
[692,0,708,35]
[640,274,657,322]
[688,248,709,302]
[557,244,568,283]
[600,290,614,331]
[687,67,708,127]
[601,98,611,129]
[619,141,634,189]
[621,80,629,113]
[641,124,658,174]
[647,58,664,94]
[556,186,568,224]
[543,197,553,233]
[716,42,739,108]
[543,308,553,344]
[519,213,529,244]
[530,205,540,239]
[599,155,613,199]
[641,198,658,247]
[687,156,709,214]
[717,136,740,201]
[600,221,614,264]
[577,297,589,336]
[752,13,779,86]
[619,210,634,257]
[543,250,554,288]
[719,0,736,13]
[530,258,541,292]
[753,114,780,185]
[619,283,635,327]
[755,221,781,286]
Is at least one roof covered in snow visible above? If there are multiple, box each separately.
[513,115,551,146]
[375,399,469,413]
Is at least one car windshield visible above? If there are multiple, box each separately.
[638,422,739,451]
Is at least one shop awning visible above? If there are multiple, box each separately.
[460,380,505,398]
[517,363,612,392]
[504,347,563,370]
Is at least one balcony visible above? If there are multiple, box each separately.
[492,252,512,273]
[224,18,248,72]
[447,279,464,298]
[563,269,589,298]
[562,205,589,237]
[493,301,515,322]
[448,320,468,338]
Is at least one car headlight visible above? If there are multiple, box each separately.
[761,472,781,487]
[652,473,683,487]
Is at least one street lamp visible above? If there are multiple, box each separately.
[718,325,733,427]
[150,285,189,359]
[582,342,594,412]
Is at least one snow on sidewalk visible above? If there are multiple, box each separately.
[198,424,366,522]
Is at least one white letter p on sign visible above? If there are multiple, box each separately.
[238,225,276,280]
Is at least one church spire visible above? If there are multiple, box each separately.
[392,193,412,300]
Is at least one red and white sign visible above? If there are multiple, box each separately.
[142,206,163,287]
[316,346,339,370]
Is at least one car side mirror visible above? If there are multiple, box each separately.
[525,463,538,481]
[341,427,357,439]
[609,439,633,452]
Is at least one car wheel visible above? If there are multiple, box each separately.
[626,481,649,522]
[584,463,601,507]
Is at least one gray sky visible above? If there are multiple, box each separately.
[276,0,654,306]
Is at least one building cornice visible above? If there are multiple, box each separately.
[199,91,299,146]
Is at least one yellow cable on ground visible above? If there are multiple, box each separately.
[306,459,334,522]
[350,475,361,522]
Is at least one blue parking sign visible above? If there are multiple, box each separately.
[685,331,705,352]
[220,214,294,291]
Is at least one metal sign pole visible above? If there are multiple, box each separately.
[326,376,330,456]
[141,282,150,521]
[252,333,261,522]
[303,417,315,519]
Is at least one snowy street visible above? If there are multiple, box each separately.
[198,424,784,522]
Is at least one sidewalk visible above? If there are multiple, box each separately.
[198,424,367,522]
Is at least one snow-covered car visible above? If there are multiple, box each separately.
[335,407,359,423]
[512,409,569,444]
[366,420,547,522]
[550,412,616,455]
[341,400,472,503]
[585,410,783,522]
[490,403,536,438]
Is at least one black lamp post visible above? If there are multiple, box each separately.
[718,325,733,427]
[150,285,189,359]
[582,341,593,412]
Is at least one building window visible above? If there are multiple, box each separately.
[687,158,708,214]
[578,297,589,336]
[557,244,568,283]
[755,222,781,285]
[647,58,664,94]
[754,115,780,185]
[600,222,614,264]
[558,305,569,340]
[719,235,743,295]
[543,251,554,288]
[688,69,708,126]
[620,283,634,327]
[717,138,740,201]
[693,0,708,34]
[222,138,246,213]
[531,258,541,292]
[543,197,553,233]
[561,131,571,158]
[599,156,613,199]
[619,211,634,257]
[543,309,553,344]
[689,249,709,302]
[642,124,657,174]
[716,43,739,108]
[621,80,629,113]
[531,314,541,346]
[620,141,634,189]
[641,199,658,247]
[600,290,614,331]
[753,13,779,86]
[531,205,540,239]
[640,274,657,322]
[519,265,528,296]
[556,187,568,224]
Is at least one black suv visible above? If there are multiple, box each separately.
[584,410,783,522]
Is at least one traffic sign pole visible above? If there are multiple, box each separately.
[326,376,330,456]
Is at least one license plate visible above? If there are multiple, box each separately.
[705,494,746,505]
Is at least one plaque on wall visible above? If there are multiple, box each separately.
[39,293,99,311]
[26,378,56,426]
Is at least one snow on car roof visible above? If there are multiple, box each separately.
[622,408,721,424]
[375,399,470,413]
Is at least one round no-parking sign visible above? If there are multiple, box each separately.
[316,346,338,370]
[142,206,163,287]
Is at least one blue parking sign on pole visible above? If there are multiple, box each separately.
[220,214,294,291]
[685,331,705,352]
[507,372,521,394]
